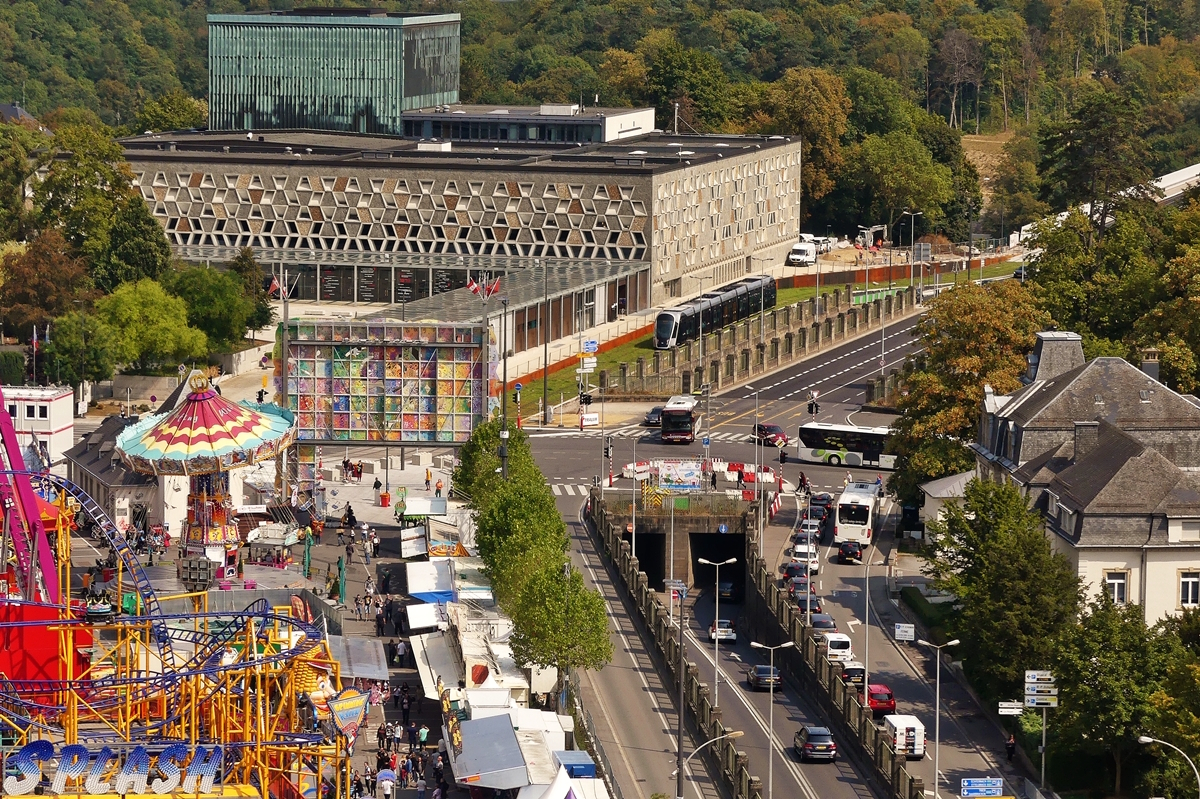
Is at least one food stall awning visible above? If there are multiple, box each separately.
[411,630,463,698]
[406,559,454,604]
[327,634,389,681]
[451,714,530,790]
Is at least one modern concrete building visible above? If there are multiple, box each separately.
[208,10,461,135]
[122,129,803,317]
[973,331,1200,620]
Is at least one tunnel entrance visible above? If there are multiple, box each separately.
[690,532,748,599]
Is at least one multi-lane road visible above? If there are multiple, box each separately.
[532,318,1020,799]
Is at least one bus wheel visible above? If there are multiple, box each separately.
[828,455,841,466]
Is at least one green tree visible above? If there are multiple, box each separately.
[452,418,542,504]
[850,131,953,240]
[136,89,208,133]
[926,479,1082,700]
[758,68,850,209]
[95,279,207,370]
[0,124,48,242]
[1054,592,1180,796]
[33,124,133,262]
[842,67,916,141]
[164,266,253,350]
[226,249,275,332]
[0,351,24,385]
[889,281,1050,502]
[983,131,1051,236]
[1039,92,1156,246]
[475,475,569,606]
[510,565,613,682]
[0,230,95,337]
[639,31,730,130]
[41,311,119,386]
[92,195,172,293]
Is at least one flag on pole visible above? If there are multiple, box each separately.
[484,277,501,298]
[31,325,37,353]
[466,275,481,295]
[266,275,280,296]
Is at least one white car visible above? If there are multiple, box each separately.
[798,519,823,539]
[791,543,821,575]
[710,619,737,643]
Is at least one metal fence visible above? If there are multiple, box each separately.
[566,669,625,799]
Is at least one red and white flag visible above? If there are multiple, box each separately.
[466,275,481,295]
[266,275,280,296]
[484,277,501,298]
[31,325,37,353]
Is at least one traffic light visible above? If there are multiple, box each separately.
[604,445,612,459]
[580,393,593,406]
[807,401,820,416]
[513,392,519,404]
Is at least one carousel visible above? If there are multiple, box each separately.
[116,370,296,578]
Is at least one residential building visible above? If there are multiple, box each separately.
[972,331,1200,619]
[64,415,159,535]
[208,10,461,135]
[2,386,74,465]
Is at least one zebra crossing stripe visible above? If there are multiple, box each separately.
[551,484,562,496]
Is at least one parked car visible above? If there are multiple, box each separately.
[644,406,664,426]
[753,423,790,447]
[791,543,820,575]
[866,684,897,718]
[837,541,863,564]
[794,726,838,762]
[747,665,781,691]
[710,619,737,643]
[840,661,866,688]
[807,613,837,638]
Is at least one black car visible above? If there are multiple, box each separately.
[840,661,866,688]
[787,576,815,596]
[795,593,823,614]
[802,505,829,523]
[644,406,664,426]
[747,665,781,691]
[794,726,837,762]
[837,541,863,564]
[809,492,835,508]
[782,562,810,581]
[718,580,737,601]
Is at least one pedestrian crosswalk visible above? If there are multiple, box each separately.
[548,482,593,496]
[529,424,755,443]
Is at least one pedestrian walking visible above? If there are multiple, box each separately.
[354,595,364,622]
[366,576,376,595]
[418,723,429,750]
[416,776,427,799]
[401,691,412,725]
[375,610,385,637]
[1006,734,1016,763]
[364,537,372,565]
[434,479,443,498]
[346,542,354,562]
[396,639,408,670]
[393,723,404,752]
[366,766,377,798]
[380,777,394,799]
[407,721,418,752]
[736,469,745,489]
[425,468,432,491]
[710,470,718,490]
[337,527,346,546]
[373,532,381,557]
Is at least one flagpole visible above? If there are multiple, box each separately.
[31,324,36,385]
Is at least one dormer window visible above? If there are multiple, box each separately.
[1046,491,1059,515]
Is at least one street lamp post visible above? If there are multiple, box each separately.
[862,558,887,702]
[1138,736,1200,799]
[917,638,961,799]
[675,596,689,799]
[698,557,736,707]
[901,210,923,293]
[754,391,763,550]
[672,731,745,799]
[750,640,795,799]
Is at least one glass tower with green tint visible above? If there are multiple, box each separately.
[208,10,460,136]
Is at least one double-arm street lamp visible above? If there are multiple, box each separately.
[698,556,736,707]
[750,640,795,799]
[917,638,960,799]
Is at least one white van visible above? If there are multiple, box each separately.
[882,714,926,759]
[787,242,817,266]
[821,632,854,662]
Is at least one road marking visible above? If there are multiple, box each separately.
[552,484,563,496]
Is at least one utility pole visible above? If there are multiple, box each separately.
[675,595,687,799]
[541,261,549,427]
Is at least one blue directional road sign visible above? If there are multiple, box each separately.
[583,339,599,353]
[960,789,1003,798]
[962,779,1004,789]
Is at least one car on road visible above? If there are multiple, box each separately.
[643,406,664,426]
[809,492,835,508]
[793,529,820,548]
[787,575,816,596]
[801,505,829,524]
[840,661,866,688]
[709,619,737,643]
[797,519,823,540]
[837,541,863,564]
[790,543,820,575]
[747,665,781,691]
[753,423,790,447]
[782,562,814,581]
[1012,266,1029,281]
[807,613,837,639]
[795,593,823,614]
[794,726,838,762]
[717,580,736,601]
[866,684,897,718]
[821,632,854,662]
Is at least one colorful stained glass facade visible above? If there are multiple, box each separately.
[284,319,486,445]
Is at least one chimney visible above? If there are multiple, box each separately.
[1074,421,1099,460]
[1025,331,1085,383]
[1140,347,1160,381]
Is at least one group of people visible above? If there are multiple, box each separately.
[342,459,366,483]
[424,468,445,497]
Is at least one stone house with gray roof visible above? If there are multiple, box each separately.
[972,331,1200,619]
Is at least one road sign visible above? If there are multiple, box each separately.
[1024,696,1059,708]
[583,339,599,353]
[178,364,187,374]
[575,368,595,375]
[894,623,915,641]
[998,705,1024,716]
[962,778,1004,789]
[514,382,522,391]
[960,789,1003,798]
[702,437,710,447]
[717,524,728,534]
[1025,670,1055,683]
[1024,685,1058,696]
[581,356,598,369]
[915,242,933,263]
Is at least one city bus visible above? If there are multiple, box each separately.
[834,482,882,546]
[796,422,896,469]
[660,395,701,443]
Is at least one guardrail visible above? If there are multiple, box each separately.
[589,493,764,799]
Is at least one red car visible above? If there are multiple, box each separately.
[865,683,896,718]
[753,423,790,447]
